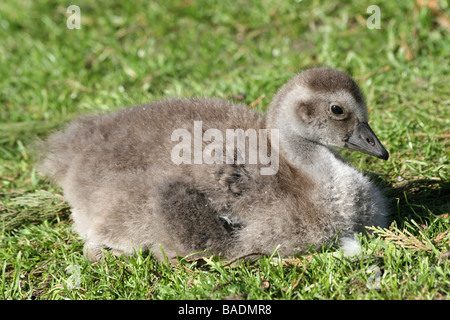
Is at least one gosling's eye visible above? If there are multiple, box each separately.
[331,105,344,115]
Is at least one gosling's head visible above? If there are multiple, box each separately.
[268,67,389,160]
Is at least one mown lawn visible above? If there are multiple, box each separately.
[0,0,449,300]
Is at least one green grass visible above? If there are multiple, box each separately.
[1,0,449,300]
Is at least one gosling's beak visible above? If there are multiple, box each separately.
[344,122,389,160]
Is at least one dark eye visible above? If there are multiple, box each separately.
[331,105,344,115]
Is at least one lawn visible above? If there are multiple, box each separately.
[0,0,449,300]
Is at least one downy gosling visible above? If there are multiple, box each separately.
[38,67,390,262]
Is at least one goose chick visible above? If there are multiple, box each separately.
[38,67,390,262]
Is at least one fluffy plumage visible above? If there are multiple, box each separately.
[38,68,390,262]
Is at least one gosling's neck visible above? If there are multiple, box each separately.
[270,116,332,169]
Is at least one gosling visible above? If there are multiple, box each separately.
[38,67,390,262]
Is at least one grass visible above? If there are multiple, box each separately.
[0,0,449,300]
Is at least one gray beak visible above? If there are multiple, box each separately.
[344,122,389,160]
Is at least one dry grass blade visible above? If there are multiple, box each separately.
[0,190,70,231]
[368,226,422,251]
[367,225,446,253]
[222,252,267,267]
[247,94,265,108]
[0,121,62,145]
[434,231,450,243]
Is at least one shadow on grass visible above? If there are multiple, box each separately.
[386,179,450,227]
